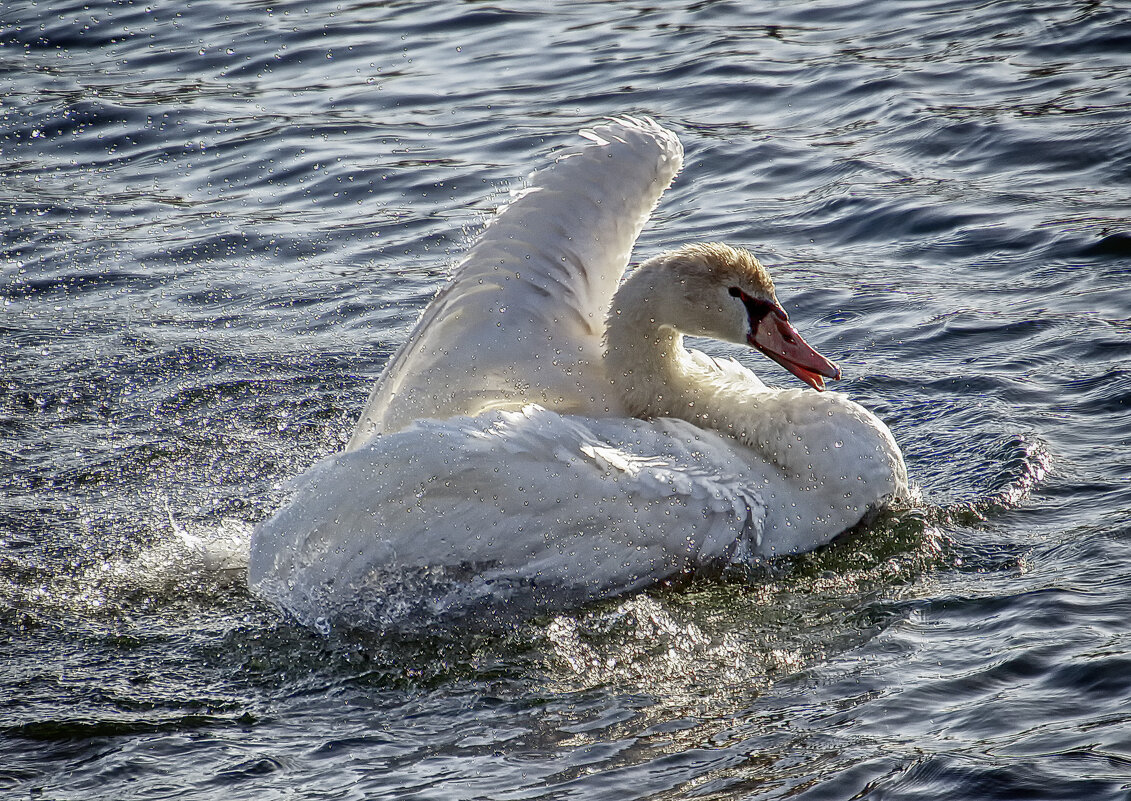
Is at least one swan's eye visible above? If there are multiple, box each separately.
[728,286,743,298]
[737,294,779,326]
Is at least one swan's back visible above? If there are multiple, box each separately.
[348,118,684,449]
[253,406,767,629]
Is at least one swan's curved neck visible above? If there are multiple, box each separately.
[604,263,722,423]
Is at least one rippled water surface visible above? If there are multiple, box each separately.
[3,0,1131,798]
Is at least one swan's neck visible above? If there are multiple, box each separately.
[605,265,732,425]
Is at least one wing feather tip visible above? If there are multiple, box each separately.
[576,115,683,161]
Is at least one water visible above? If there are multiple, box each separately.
[3,0,1130,797]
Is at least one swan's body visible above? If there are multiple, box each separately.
[249,118,906,628]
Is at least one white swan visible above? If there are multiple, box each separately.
[249,118,907,628]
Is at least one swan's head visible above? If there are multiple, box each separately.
[658,243,842,391]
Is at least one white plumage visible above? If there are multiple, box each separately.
[249,117,907,629]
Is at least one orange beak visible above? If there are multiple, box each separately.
[749,309,841,391]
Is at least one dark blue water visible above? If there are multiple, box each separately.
[3,0,1130,798]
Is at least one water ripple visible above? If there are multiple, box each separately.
[3,0,1131,798]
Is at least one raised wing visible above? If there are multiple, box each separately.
[348,117,684,449]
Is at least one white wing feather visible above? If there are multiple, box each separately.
[348,118,684,448]
[250,406,764,628]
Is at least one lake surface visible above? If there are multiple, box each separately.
[3,0,1130,798]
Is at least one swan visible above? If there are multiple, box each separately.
[248,118,907,628]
